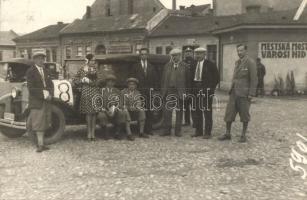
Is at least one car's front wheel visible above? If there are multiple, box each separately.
[28,105,66,144]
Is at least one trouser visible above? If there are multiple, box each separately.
[192,87,214,135]
[256,78,264,96]
[184,98,192,125]
[163,88,183,133]
[224,91,251,123]
[140,90,154,133]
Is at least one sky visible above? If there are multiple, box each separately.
[0,0,211,34]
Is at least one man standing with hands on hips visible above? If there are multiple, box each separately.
[219,44,258,143]
[26,49,54,152]
[191,47,219,139]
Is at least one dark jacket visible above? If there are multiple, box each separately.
[161,61,190,99]
[26,65,53,109]
[131,59,159,92]
[190,59,220,92]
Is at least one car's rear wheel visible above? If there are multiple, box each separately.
[0,127,26,138]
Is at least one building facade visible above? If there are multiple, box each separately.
[58,0,167,64]
[14,22,68,64]
[0,30,18,61]
[213,0,303,16]
[148,15,219,63]
[213,9,307,91]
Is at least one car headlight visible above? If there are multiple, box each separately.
[11,87,18,98]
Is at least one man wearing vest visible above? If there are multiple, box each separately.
[190,47,220,139]
[219,44,258,143]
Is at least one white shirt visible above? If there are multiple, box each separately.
[35,64,46,87]
[141,59,147,74]
[194,59,205,81]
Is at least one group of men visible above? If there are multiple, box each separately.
[26,44,259,152]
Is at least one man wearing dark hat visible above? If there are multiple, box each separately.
[121,77,146,140]
[190,47,219,139]
[183,47,195,126]
[26,49,54,152]
[97,74,132,140]
[131,48,158,137]
[160,48,190,137]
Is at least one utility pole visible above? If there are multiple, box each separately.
[294,0,307,20]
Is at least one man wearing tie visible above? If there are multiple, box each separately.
[26,50,53,153]
[131,48,158,137]
[190,47,220,139]
[160,48,190,137]
[219,44,258,143]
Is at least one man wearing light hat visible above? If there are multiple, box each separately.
[190,47,219,139]
[97,74,130,140]
[121,77,146,140]
[26,49,54,152]
[160,48,190,137]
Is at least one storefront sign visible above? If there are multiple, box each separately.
[260,42,307,59]
[108,45,132,54]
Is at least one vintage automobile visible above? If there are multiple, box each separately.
[0,54,170,144]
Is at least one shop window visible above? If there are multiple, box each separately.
[207,45,217,63]
[77,46,83,57]
[52,48,57,62]
[156,47,163,54]
[95,45,106,55]
[0,51,2,61]
[65,46,72,59]
[86,46,92,55]
[46,49,51,62]
[166,46,173,55]
[128,0,134,14]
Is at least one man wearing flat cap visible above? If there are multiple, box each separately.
[26,49,54,152]
[131,48,158,137]
[121,77,146,140]
[190,47,219,139]
[160,48,190,137]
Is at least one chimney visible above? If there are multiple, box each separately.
[57,22,63,26]
[172,0,176,10]
[179,6,185,10]
[86,6,91,19]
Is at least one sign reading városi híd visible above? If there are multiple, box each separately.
[260,42,307,59]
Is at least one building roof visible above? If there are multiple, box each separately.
[212,9,307,34]
[14,22,68,42]
[149,15,215,37]
[0,30,18,46]
[60,13,155,35]
[185,4,211,15]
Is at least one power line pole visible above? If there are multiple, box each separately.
[294,0,307,20]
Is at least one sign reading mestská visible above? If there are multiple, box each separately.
[260,42,307,59]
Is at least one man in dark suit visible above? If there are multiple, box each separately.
[190,47,220,139]
[26,50,54,153]
[183,47,195,126]
[131,48,158,137]
[219,44,258,143]
[256,58,266,97]
[160,48,190,137]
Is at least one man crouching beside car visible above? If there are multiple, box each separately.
[26,50,54,153]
